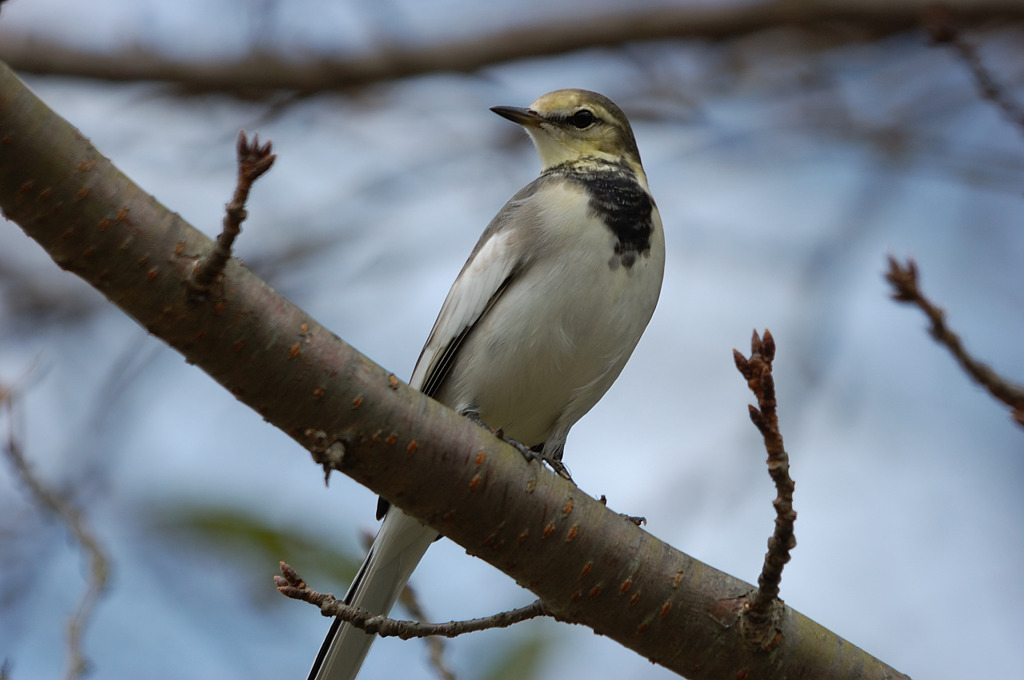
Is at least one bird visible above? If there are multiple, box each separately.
[307,89,665,680]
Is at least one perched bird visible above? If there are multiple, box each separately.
[308,89,665,680]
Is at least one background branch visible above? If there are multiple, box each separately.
[886,256,1024,427]
[926,4,1024,135]
[2,2,1023,92]
[1,386,110,680]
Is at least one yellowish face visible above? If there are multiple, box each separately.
[527,90,642,171]
[493,89,643,175]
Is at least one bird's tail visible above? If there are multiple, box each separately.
[306,508,437,680]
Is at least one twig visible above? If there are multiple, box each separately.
[188,131,275,299]
[275,562,555,639]
[733,330,797,647]
[886,256,1024,427]
[1,386,111,680]
[356,529,455,680]
[398,581,456,680]
[925,4,1024,136]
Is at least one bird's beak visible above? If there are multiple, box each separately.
[490,105,545,128]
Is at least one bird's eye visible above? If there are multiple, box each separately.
[568,109,596,129]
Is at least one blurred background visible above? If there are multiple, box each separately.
[1,1,1023,679]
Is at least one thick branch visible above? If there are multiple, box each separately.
[2,2,1023,92]
[0,61,908,680]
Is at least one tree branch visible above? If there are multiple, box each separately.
[926,4,1024,136]
[187,130,275,299]
[1,385,110,680]
[0,60,908,680]
[275,562,556,639]
[390,564,456,680]
[2,2,1023,92]
[733,330,798,647]
[886,256,1024,427]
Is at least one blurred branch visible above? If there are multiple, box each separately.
[1,385,111,680]
[0,60,909,680]
[2,2,1024,92]
[926,4,1024,135]
[733,330,798,647]
[276,562,555,640]
[886,256,1024,427]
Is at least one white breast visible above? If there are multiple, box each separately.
[434,179,665,456]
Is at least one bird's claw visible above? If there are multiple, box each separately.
[512,442,573,481]
[464,411,574,481]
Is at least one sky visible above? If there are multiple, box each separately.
[1,2,1023,680]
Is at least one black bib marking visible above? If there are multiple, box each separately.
[548,160,654,268]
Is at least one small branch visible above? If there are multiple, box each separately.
[925,4,1024,136]
[275,562,555,640]
[1,386,111,680]
[187,131,275,298]
[733,330,797,646]
[397,581,456,680]
[886,256,1024,427]
[356,529,455,680]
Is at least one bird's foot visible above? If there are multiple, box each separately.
[510,439,573,482]
[464,411,574,482]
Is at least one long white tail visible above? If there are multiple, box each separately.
[307,509,438,680]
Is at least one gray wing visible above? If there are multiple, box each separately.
[409,180,543,397]
[377,180,544,519]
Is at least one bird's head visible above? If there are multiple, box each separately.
[491,89,644,176]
